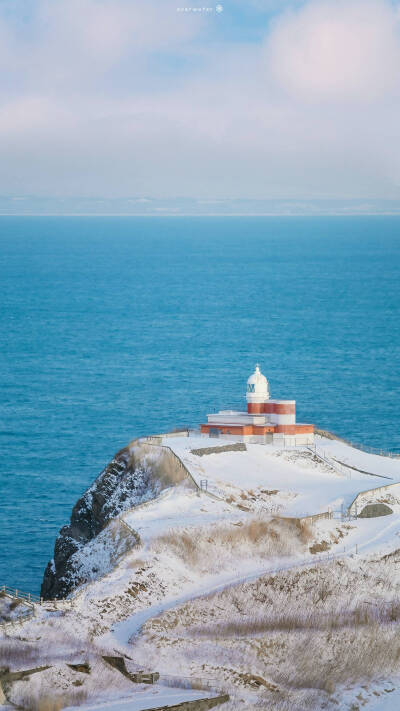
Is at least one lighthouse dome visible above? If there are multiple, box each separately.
[246,364,270,400]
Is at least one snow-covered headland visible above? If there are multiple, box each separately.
[2,429,400,711]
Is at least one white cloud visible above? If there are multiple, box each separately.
[0,0,399,203]
[264,0,400,101]
[0,0,201,95]
[35,0,199,61]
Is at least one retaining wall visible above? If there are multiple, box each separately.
[298,511,333,527]
[348,481,400,515]
[190,443,247,457]
[146,694,229,711]
[137,440,200,492]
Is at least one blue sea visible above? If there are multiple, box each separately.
[0,216,399,593]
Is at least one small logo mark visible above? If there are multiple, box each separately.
[215,4,223,12]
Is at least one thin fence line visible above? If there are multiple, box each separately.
[315,428,400,459]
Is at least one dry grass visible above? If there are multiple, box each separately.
[9,597,24,611]
[5,658,133,711]
[126,557,147,570]
[134,556,400,709]
[130,444,190,489]
[150,450,188,488]
[193,599,400,637]
[309,539,330,554]
[16,688,88,711]
[272,625,400,694]
[107,518,138,551]
[0,639,42,667]
[151,517,312,573]
[0,596,32,624]
[218,694,325,711]
[0,628,92,669]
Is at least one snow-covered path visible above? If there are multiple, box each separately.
[64,687,214,711]
[92,439,400,710]
[107,510,400,651]
[110,556,310,646]
[364,690,400,710]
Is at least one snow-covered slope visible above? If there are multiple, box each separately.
[41,442,192,599]
[4,431,400,711]
[122,487,241,541]
[165,434,400,516]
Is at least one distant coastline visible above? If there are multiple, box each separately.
[1,200,400,217]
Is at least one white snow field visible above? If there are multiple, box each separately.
[123,487,241,542]
[3,434,400,711]
[163,433,400,515]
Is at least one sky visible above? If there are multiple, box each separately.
[1,0,400,214]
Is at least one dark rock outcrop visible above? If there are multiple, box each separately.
[41,445,158,600]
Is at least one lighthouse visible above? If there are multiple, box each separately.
[246,364,270,412]
[200,365,314,445]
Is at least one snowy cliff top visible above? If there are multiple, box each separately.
[161,434,400,517]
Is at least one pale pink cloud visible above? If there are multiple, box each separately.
[0,0,399,200]
[264,0,400,101]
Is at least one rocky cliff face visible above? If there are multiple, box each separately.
[41,444,162,599]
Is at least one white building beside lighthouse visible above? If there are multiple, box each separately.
[201,365,314,445]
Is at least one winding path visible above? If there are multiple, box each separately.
[109,512,400,649]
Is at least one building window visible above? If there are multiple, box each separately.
[247,384,255,393]
[209,428,219,438]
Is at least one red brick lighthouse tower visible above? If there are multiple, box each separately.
[246,364,270,413]
[201,365,314,445]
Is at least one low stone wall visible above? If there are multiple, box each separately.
[148,694,229,711]
[190,443,247,457]
[299,511,333,527]
[0,666,51,704]
[277,511,332,528]
[314,428,348,443]
[348,481,400,515]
